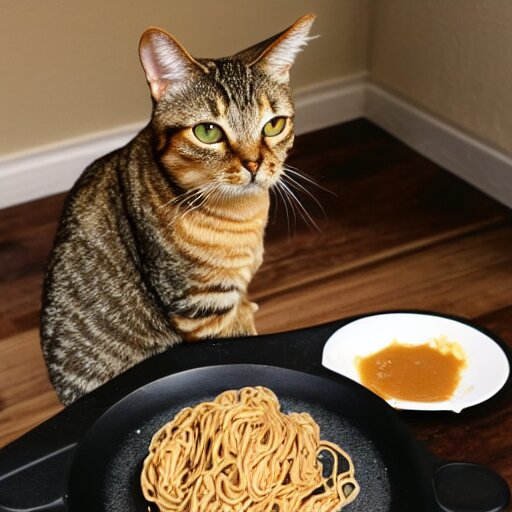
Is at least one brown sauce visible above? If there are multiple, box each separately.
[356,339,466,402]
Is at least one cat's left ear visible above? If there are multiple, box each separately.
[247,14,316,83]
[139,27,207,101]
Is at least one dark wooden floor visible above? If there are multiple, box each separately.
[1,120,511,486]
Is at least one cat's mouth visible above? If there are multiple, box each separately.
[224,180,269,197]
[242,166,281,191]
[216,169,277,197]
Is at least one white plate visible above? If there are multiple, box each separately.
[322,312,510,412]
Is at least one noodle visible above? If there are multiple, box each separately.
[140,386,359,511]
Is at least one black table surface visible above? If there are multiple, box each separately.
[0,312,510,512]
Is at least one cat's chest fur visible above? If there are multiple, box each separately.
[167,197,268,280]
[151,189,269,341]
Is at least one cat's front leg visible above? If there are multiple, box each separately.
[173,296,258,342]
[236,298,258,336]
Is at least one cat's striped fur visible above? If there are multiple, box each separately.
[41,15,315,405]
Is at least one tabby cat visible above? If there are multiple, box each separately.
[41,14,316,405]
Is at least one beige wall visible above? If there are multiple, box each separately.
[0,0,370,156]
[4,0,511,159]
[370,0,512,156]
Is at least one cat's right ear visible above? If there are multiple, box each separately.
[244,14,316,84]
[139,28,205,101]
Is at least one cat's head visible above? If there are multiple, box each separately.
[139,15,315,201]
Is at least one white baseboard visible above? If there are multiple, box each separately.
[1,75,512,209]
[366,83,512,209]
[294,74,367,135]
[0,124,143,209]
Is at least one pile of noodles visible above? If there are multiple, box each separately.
[141,386,359,511]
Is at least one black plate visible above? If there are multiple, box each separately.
[66,364,438,511]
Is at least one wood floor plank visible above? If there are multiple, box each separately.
[0,194,64,341]
[253,218,507,300]
[254,225,512,335]
[0,312,16,339]
[0,274,45,328]
[0,193,65,241]
[0,221,60,277]
[476,305,512,346]
[256,121,512,296]
[0,329,62,447]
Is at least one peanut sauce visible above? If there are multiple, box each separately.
[356,338,466,402]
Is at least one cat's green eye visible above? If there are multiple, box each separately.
[263,117,287,137]
[193,123,225,144]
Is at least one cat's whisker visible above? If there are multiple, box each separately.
[284,165,336,196]
[273,181,295,237]
[212,180,237,202]
[167,186,210,222]
[158,187,204,211]
[183,189,210,210]
[176,184,220,220]
[268,187,280,226]
[276,180,321,232]
[276,181,304,230]
[282,172,327,217]
[157,195,181,210]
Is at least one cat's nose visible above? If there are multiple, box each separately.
[243,160,261,174]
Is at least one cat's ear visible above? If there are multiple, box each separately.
[244,14,316,83]
[139,27,206,101]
